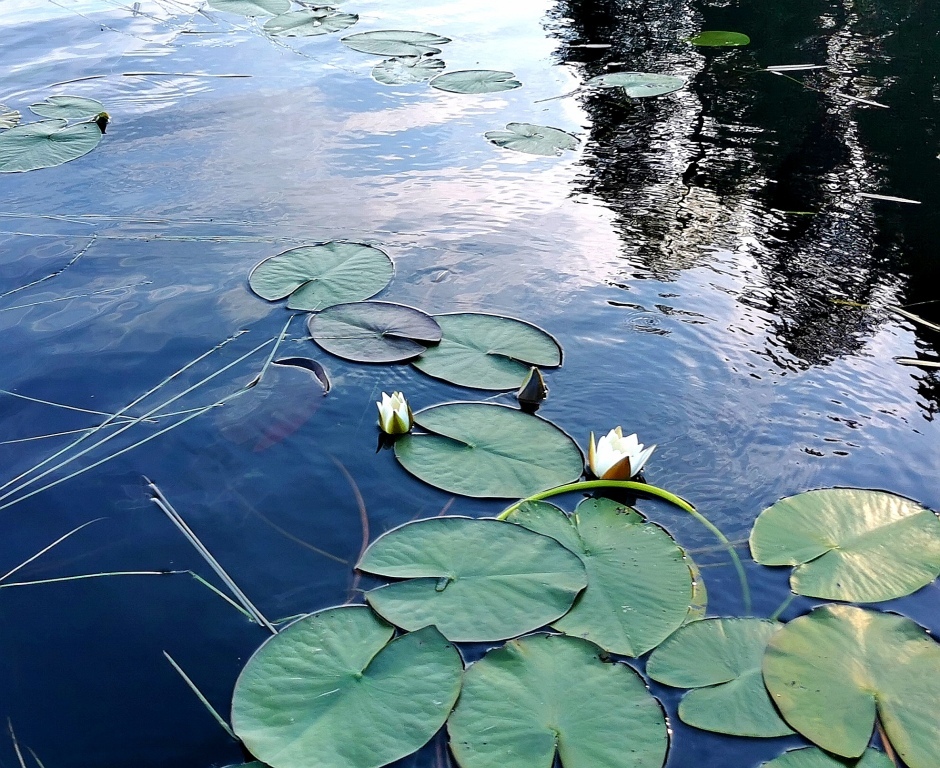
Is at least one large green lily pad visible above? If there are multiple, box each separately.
[372,56,446,85]
[412,313,562,390]
[431,70,522,94]
[394,403,583,498]
[207,0,289,15]
[763,604,940,767]
[761,748,894,768]
[29,95,105,120]
[359,517,586,641]
[0,105,20,130]
[647,617,793,737]
[448,634,669,768]
[587,72,686,98]
[688,31,751,46]
[307,301,441,363]
[232,606,462,768]
[0,119,103,173]
[749,488,940,602]
[342,30,451,56]
[485,123,579,156]
[263,9,358,36]
[508,498,696,656]
[248,242,393,311]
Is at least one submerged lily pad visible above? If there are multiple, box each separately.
[372,56,445,85]
[394,403,583,498]
[647,617,793,737]
[342,30,451,56]
[763,604,940,767]
[762,748,894,768]
[688,31,751,46]
[248,242,393,311]
[508,498,696,656]
[207,0,289,15]
[430,70,522,94]
[0,105,21,130]
[29,95,105,120]
[263,8,358,36]
[358,517,587,642]
[0,119,103,173]
[412,312,562,390]
[232,606,462,768]
[307,301,441,363]
[448,634,669,768]
[587,72,686,98]
[749,488,940,602]
[485,123,579,156]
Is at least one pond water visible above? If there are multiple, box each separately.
[1,0,938,766]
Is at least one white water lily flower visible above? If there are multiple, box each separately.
[588,427,656,480]
[377,391,413,435]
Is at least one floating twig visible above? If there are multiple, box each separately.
[0,236,96,300]
[0,517,104,584]
[163,652,238,740]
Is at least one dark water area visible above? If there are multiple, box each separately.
[0,0,938,766]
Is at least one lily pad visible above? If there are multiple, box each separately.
[431,70,522,94]
[448,634,669,768]
[749,488,940,602]
[263,8,358,36]
[394,403,583,498]
[232,606,462,768]
[762,748,894,768]
[207,0,289,15]
[485,123,579,156]
[248,242,393,311]
[0,119,104,173]
[763,604,940,767]
[0,105,20,130]
[341,30,451,57]
[358,517,587,642]
[372,56,445,85]
[646,617,794,737]
[29,95,105,120]
[688,31,751,46]
[307,301,441,363]
[412,312,562,390]
[508,498,696,656]
[587,72,686,98]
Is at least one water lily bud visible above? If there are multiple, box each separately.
[588,427,656,480]
[517,366,548,411]
[377,391,413,435]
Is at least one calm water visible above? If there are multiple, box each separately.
[1,0,938,766]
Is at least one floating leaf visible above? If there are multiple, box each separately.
[412,312,562,390]
[688,31,751,46]
[342,30,451,56]
[394,403,583,498]
[29,95,106,120]
[232,606,462,768]
[372,56,445,85]
[0,105,22,130]
[647,617,793,737]
[0,119,103,173]
[749,488,940,602]
[587,72,686,98]
[485,123,579,156]
[207,0,289,15]
[508,498,696,656]
[763,604,940,767]
[248,242,393,311]
[761,748,894,768]
[430,70,522,94]
[263,8,358,36]
[307,301,441,363]
[448,634,669,768]
[358,517,587,642]
[272,356,330,393]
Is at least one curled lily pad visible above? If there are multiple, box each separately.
[207,0,289,15]
[0,119,104,173]
[485,123,579,156]
[587,72,686,98]
[358,517,587,642]
[342,30,451,56]
[394,402,583,498]
[749,488,940,602]
[232,606,463,768]
[29,95,105,120]
[448,634,669,768]
[688,31,751,46]
[762,748,894,768]
[0,105,21,130]
[372,56,445,85]
[430,70,522,94]
[307,301,441,363]
[263,8,358,36]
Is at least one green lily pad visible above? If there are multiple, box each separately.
[0,105,20,130]
[372,56,446,85]
[248,242,393,311]
[341,30,451,57]
[358,517,587,642]
[485,123,579,156]
[207,0,289,15]
[412,312,562,390]
[647,617,794,737]
[232,606,462,768]
[448,634,669,768]
[29,95,105,120]
[508,498,696,657]
[587,72,686,98]
[394,403,583,498]
[0,119,103,173]
[263,8,358,36]
[763,604,940,767]
[431,70,522,94]
[761,748,894,768]
[307,301,441,363]
[688,31,751,46]
[749,488,940,602]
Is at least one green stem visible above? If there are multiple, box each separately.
[769,592,796,623]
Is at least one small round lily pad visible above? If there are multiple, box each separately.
[430,70,522,94]
[688,31,751,47]
[263,8,358,36]
[372,56,445,85]
[341,30,451,57]
[485,123,579,156]
[587,72,686,98]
